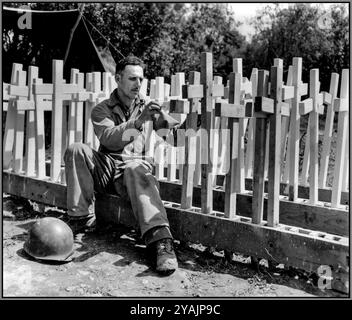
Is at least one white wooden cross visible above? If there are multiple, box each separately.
[33,60,78,182]
[288,57,308,201]
[168,71,201,209]
[318,73,339,188]
[331,69,349,208]
[215,72,252,219]
[299,70,325,205]
[3,64,27,173]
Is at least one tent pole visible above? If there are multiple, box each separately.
[63,4,85,65]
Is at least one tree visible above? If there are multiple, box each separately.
[244,3,349,90]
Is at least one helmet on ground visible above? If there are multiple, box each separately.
[24,217,74,261]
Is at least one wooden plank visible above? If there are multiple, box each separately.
[92,72,102,150]
[223,73,241,218]
[341,120,349,192]
[154,76,165,180]
[3,64,23,170]
[84,73,94,148]
[140,78,148,97]
[50,60,78,182]
[288,58,304,201]
[75,72,85,143]
[300,116,311,186]
[212,76,223,186]
[281,65,293,183]
[3,171,347,292]
[319,73,339,188]
[244,68,258,179]
[68,69,79,147]
[200,52,214,214]
[24,66,39,177]
[233,58,246,193]
[331,69,349,208]
[308,69,320,205]
[267,64,283,227]
[180,71,201,209]
[33,78,48,179]
[13,70,27,174]
[252,70,270,224]
[3,171,349,237]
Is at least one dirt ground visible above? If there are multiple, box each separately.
[2,194,347,298]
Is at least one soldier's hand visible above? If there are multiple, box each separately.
[135,102,161,128]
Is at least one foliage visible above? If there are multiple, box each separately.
[3,2,349,89]
[244,3,349,91]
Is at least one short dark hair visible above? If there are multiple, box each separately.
[115,55,145,74]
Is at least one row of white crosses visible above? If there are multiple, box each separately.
[3,60,117,182]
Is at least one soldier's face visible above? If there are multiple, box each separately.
[116,65,144,100]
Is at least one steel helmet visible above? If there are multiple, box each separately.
[24,217,74,261]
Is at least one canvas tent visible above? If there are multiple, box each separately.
[2,6,116,82]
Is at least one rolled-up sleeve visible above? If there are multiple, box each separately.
[91,104,138,152]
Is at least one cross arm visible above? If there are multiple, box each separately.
[14,100,35,111]
[9,84,29,97]
[215,101,252,118]
[282,85,294,100]
[334,98,349,112]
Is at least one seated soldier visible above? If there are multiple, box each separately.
[64,55,179,275]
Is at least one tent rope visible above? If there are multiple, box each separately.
[82,15,125,59]
[3,6,79,13]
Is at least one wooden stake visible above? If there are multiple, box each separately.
[331,69,349,208]
[200,52,214,214]
[267,63,284,227]
[3,64,24,170]
[319,73,339,188]
[180,71,201,209]
[252,70,271,224]
[288,58,307,201]
[34,60,78,182]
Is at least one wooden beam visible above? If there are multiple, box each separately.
[308,69,320,205]
[319,73,339,188]
[3,171,347,293]
[180,71,201,209]
[331,69,349,208]
[288,58,306,201]
[3,171,349,237]
[200,52,214,214]
[267,63,283,227]
[252,70,270,224]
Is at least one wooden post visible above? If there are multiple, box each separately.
[252,70,271,224]
[304,70,324,204]
[3,64,25,171]
[167,73,185,182]
[215,72,251,218]
[299,79,324,189]
[68,69,80,147]
[84,73,94,148]
[288,58,308,201]
[244,68,258,179]
[200,52,214,214]
[153,76,166,180]
[33,60,78,182]
[174,71,201,209]
[267,62,291,227]
[74,72,85,143]
[281,65,294,183]
[319,73,339,188]
[331,69,349,208]
[212,75,223,186]
[10,69,28,174]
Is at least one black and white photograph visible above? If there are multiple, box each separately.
[1,0,350,304]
